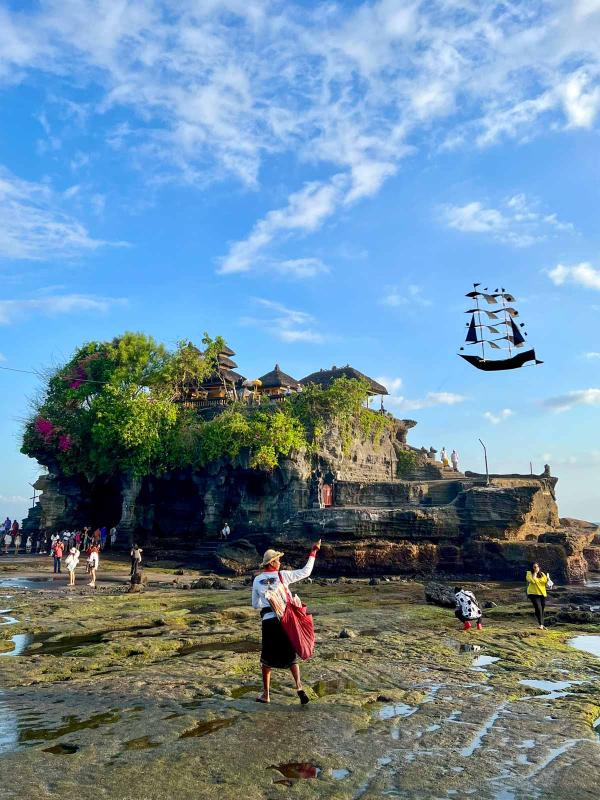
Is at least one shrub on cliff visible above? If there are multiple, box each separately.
[22,332,392,479]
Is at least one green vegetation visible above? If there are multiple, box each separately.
[395,448,420,476]
[21,332,394,479]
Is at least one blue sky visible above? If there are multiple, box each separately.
[1,0,599,523]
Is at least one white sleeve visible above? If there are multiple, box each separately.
[251,582,261,609]
[280,556,316,586]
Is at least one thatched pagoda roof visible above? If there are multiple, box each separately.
[202,369,246,387]
[299,365,388,395]
[258,364,301,390]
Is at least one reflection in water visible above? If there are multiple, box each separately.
[270,762,321,780]
[519,679,579,700]
[43,743,79,755]
[569,635,600,658]
[0,634,34,657]
[0,695,19,755]
[179,718,235,738]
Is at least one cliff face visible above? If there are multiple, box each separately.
[24,416,598,582]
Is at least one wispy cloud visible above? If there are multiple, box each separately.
[273,258,330,279]
[0,167,125,261]
[542,388,600,413]
[380,284,431,308]
[242,299,326,344]
[377,376,466,412]
[484,408,514,425]
[547,262,600,291]
[1,3,599,271]
[219,177,345,274]
[0,294,127,325]
[441,194,574,248]
[584,352,600,359]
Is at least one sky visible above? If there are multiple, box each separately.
[0,0,599,524]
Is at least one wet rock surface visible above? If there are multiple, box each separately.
[1,560,600,799]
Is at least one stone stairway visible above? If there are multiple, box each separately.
[404,461,466,481]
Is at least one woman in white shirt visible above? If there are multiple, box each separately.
[87,546,99,588]
[65,547,80,587]
[252,539,321,705]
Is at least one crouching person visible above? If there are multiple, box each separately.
[454,586,483,631]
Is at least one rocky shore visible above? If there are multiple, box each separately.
[1,556,599,799]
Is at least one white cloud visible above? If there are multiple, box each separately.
[274,258,329,279]
[377,376,466,412]
[0,352,5,362]
[542,388,600,412]
[484,408,514,425]
[381,284,431,307]
[1,3,599,272]
[441,195,574,247]
[584,352,600,359]
[219,177,345,274]
[0,167,124,261]
[547,262,600,291]
[0,294,127,325]
[0,494,29,504]
[243,299,326,344]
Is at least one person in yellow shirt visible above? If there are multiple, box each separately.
[526,562,549,629]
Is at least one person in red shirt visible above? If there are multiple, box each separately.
[52,538,64,574]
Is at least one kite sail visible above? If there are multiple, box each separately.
[459,284,543,372]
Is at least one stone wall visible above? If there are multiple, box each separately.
[22,413,599,582]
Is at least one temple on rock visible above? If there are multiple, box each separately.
[22,338,600,584]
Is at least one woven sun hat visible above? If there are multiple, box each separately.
[260,549,284,568]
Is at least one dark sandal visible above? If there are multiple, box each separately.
[297,690,310,705]
[255,696,270,703]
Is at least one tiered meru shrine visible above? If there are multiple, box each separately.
[173,342,389,410]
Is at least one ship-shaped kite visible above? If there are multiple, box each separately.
[458,284,543,371]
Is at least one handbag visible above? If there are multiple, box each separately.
[278,573,315,661]
[546,574,554,590]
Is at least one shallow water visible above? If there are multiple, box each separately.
[270,762,321,780]
[472,655,500,670]
[331,768,350,780]
[43,743,79,755]
[377,703,416,720]
[19,710,122,743]
[312,678,357,697]
[123,736,160,750]
[179,718,235,738]
[0,578,50,589]
[178,639,260,656]
[519,679,578,700]
[568,634,600,658]
[0,634,33,657]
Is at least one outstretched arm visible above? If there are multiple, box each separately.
[281,540,321,585]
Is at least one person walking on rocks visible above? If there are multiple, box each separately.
[252,539,321,705]
[440,447,449,467]
[3,529,12,554]
[526,562,550,630]
[454,587,483,631]
[451,449,459,472]
[13,530,21,556]
[110,526,117,548]
[65,546,80,587]
[87,545,99,588]
[130,544,142,578]
[25,535,32,554]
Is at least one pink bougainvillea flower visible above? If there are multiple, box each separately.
[35,417,55,440]
[58,434,72,452]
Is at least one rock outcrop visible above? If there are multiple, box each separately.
[23,412,599,583]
